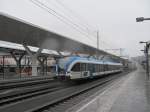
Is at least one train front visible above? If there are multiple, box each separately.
[56,56,77,79]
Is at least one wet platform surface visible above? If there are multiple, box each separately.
[75,65,150,112]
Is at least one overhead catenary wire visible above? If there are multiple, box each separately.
[29,0,114,50]
[30,0,96,42]
[54,0,96,33]
[54,0,99,39]
[52,0,116,49]
[47,0,93,35]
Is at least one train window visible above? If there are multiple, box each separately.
[105,64,108,71]
[110,65,112,70]
[111,65,113,70]
[99,64,101,71]
[92,64,95,72]
[97,64,99,72]
[100,64,103,72]
[115,65,117,70]
[96,64,98,72]
[107,65,109,70]
[87,63,91,70]
[81,63,86,71]
[112,65,114,70]
[99,64,101,72]
[85,63,88,71]
[117,65,120,70]
[113,65,115,70]
[94,64,98,72]
[88,64,94,72]
[93,64,95,71]
[71,63,80,72]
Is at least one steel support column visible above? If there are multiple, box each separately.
[37,56,47,75]
[10,51,26,78]
[23,43,43,76]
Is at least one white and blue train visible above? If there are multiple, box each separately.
[56,56,123,80]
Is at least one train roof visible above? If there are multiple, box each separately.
[58,56,122,70]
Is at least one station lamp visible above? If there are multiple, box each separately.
[139,41,150,79]
[139,41,147,44]
[136,17,150,22]
[140,49,145,52]
[137,16,150,79]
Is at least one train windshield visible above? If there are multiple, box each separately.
[58,57,71,69]
[58,57,73,73]
[71,63,80,72]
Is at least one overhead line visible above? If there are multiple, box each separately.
[49,0,92,33]
[32,0,93,38]
[30,0,115,49]
[54,0,95,31]
[30,0,96,43]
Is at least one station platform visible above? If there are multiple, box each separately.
[73,65,150,112]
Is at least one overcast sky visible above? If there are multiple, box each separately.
[0,0,150,57]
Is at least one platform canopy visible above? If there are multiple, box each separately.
[0,13,127,61]
[0,40,59,56]
[0,13,103,54]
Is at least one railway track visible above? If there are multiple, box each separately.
[0,77,54,90]
[0,71,131,112]
[0,76,53,84]
[0,76,69,107]
[0,83,66,106]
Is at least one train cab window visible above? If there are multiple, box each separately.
[71,63,80,72]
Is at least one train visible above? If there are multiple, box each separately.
[0,55,123,79]
[56,56,123,80]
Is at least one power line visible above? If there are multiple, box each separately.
[54,0,98,39]
[30,0,95,42]
[54,0,96,32]
[48,0,92,34]
[30,0,91,37]
[30,0,114,49]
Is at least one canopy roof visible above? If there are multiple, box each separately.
[0,13,107,55]
[0,12,127,62]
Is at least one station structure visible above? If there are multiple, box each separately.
[0,11,150,112]
[0,12,129,78]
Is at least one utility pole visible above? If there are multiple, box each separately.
[96,30,99,59]
[145,44,149,79]
[136,17,150,22]
[139,41,150,79]
[136,17,150,79]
